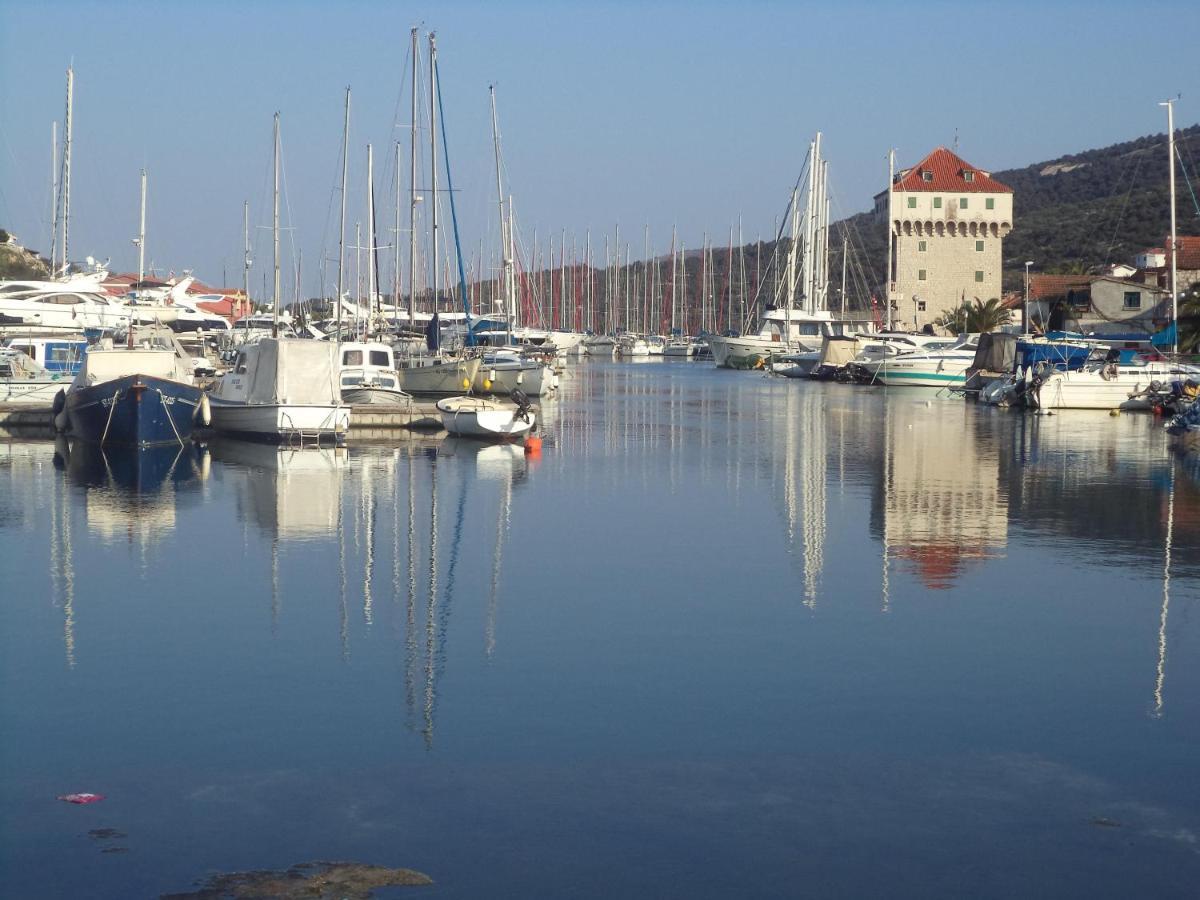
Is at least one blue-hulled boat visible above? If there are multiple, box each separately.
[57,328,205,447]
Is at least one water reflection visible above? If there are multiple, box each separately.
[203,434,530,746]
[877,396,1008,594]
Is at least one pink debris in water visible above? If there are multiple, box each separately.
[57,793,105,805]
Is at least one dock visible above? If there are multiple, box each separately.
[0,400,537,437]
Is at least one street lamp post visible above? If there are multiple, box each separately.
[1024,261,1034,333]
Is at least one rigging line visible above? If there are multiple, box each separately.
[1100,142,1146,265]
[277,120,302,305]
[1175,142,1200,219]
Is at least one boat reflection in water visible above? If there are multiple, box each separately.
[43,437,208,666]
[205,433,529,746]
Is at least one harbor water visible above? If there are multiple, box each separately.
[2,359,1199,898]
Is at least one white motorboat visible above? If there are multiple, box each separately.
[708,309,862,369]
[646,335,666,356]
[208,337,349,444]
[848,333,959,379]
[617,334,650,357]
[583,335,616,356]
[872,338,980,388]
[1031,357,1200,410]
[663,337,696,357]
[339,341,411,405]
[436,395,534,440]
[0,275,178,334]
[0,346,72,404]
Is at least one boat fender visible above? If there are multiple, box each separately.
[195,393,212,427]
[54,410,70,433]
[52,388,66,418]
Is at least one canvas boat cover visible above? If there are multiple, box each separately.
[970,332,1017,373]
[247,338,340,405]
[819,335,858,368]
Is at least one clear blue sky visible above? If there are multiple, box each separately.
[2,0,1197,296]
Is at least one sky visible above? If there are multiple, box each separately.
[1,0,1198,298]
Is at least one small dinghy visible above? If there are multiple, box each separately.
[436,391,534,440]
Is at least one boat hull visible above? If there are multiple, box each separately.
[395,357,481,395]
[208,400,349,444]
[708,335,809,369]
[436,397,534,440]
[1,377,68,405]
[341,386,412,406]
[64,374,201,447]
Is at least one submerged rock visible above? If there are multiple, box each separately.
[161,860,433,899]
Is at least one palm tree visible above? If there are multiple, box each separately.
[935,297,1011,334]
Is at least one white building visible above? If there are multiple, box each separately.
[874,147,1014,331]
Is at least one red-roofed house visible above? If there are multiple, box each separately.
[1028,273,1168,335]
[874,147,1014,330]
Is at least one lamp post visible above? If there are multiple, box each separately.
[1024,261,1034,332]
[912,294,919,331]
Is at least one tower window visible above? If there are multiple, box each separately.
[917,300,927,312]
[960,197,968,209]
[919,240,927,252]
[922,170,933,182]
[918,269,928,281]
[907,196,917,209]
[986,198,995,210]
[975,271,984,282]
[975,240,984,251]
[933,197,942,209]
[964,171,975,183]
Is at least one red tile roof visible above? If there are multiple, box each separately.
[1028,274,1095,301]
[1168,236,1200,270]
[893,147,1013,194]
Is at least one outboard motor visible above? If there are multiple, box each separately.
[510,388,532,423]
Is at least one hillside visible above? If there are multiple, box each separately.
[0,231,52,280]
[830,124,1200,296]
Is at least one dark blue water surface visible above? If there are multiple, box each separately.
[3,359,1199,898]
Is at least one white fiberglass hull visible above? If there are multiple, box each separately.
[874,356,972,388]
[209,400,349,442]
[708,334,808,369]
[436,396,534,439]
[395,357,481,395]
[1,377,67,404]
[474,363,554,396]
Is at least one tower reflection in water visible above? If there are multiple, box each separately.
[207,435,529,747]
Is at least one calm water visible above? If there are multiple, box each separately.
[2,360,1199,898]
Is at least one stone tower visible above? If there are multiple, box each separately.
[874,148,1014,331]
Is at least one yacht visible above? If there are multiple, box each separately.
[0,275,177,334]
[708,308,862,369]
[472,348,555,396]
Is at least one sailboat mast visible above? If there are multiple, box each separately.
[337,87,350,331]
[394,140,402,319]
[489,85,511,335]
[841,229,848,318]
[1161,97,1178,355]
[367,142,376,320]
[886,148,895,331]
[243,200,251,315]
[408,28,419,326]
[272,111,280,337]
[429,33,439,314]
[61,66,74,274]
[50,123,57,264]
[136,168,147,285]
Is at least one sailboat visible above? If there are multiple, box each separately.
[207,114,349,445]
[708,133,863,370]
